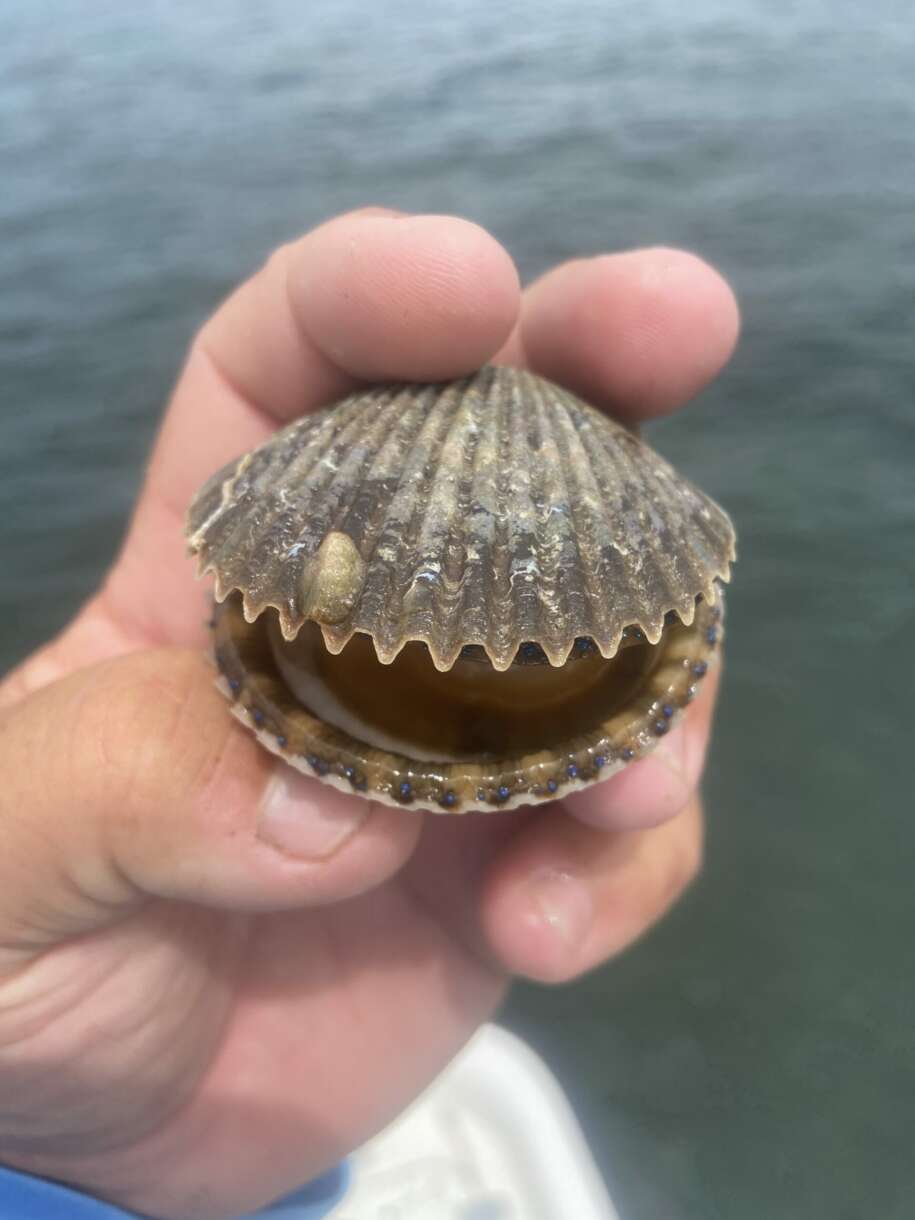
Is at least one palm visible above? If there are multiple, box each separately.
[4,826,509,1213]
[0,211,737,1219]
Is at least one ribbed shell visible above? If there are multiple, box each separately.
[186,366,735,671]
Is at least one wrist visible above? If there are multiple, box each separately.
[0,1162,148,1217]
[0,1161,349,1219]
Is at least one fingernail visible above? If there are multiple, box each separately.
[258,767,369,859]
[526,868,593,949]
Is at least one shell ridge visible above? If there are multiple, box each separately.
[655,463,727,619]
[342,384,429,508]
[260,398,379,550]
[630,447,735,617]
[316,385,436,648]
[548,389,625,651]
[331,385,419,546]
[347,382,464,663]
[190,441,285,570]
[502,373,543,649]
[196,412,333,587]
[296,388,402,542]
[590,419,673,640]
[485,368,523,668]
[263,393,400,626]
[440,369,503,665]
[322,384,436,652]
[536,383,599,656]
[186,455,249,552]
[628,449,696,638]
[684,479,738,569]
[214,401,376,622]
[421,369,505,668]
[523,373,578,662]
[569,413,637,655]
[406,374,488,668]
[443,371,495,665]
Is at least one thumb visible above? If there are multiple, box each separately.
[0,647,421,950]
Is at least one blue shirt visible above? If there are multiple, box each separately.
[0,1163,348,1219]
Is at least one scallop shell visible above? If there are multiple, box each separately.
[186,365,735,813]
[187,366,735,670]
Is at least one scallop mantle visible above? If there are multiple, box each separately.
[186,365,736,670]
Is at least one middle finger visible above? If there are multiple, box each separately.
[482,793,705,983]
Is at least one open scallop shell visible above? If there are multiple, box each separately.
[187,366,735,812]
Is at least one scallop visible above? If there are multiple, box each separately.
[186,366,735,812]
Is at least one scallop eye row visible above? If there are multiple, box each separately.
[214,590,721,814]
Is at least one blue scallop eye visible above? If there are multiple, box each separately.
[662,704,674,719]
[693,660,708,677]
[594,755,606,770]
[228,677,241,693]
[276,735,288,749]
[706,626,719,645]
[546,778,558,793]
[399,781,412,800]
[441,790,457,807]
[567,763,579,779]
[497,785,511,801]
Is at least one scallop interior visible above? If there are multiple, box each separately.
[212,588,723,813]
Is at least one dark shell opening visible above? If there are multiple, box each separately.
[212,588,723,813]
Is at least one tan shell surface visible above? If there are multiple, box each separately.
[186,366,735,670]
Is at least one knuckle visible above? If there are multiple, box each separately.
[82,650,233,823]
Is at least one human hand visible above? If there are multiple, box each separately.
[0,209,738,1219]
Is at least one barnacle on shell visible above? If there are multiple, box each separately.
[186,365,735,812]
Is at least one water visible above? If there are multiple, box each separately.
[2,2,913,1216]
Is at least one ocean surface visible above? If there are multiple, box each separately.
[2,2,913,1216]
